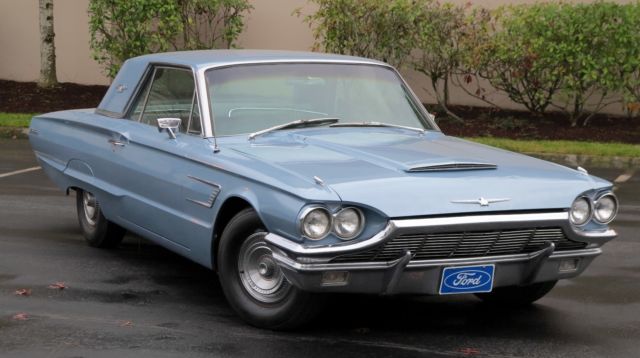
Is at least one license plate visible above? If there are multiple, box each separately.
[439,264,495,295]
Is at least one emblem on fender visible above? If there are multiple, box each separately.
[451,197,511,206]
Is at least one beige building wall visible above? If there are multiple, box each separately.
[0,0,631,114]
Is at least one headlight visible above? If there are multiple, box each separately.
[570,197,592,226]
[594,193,618,224]
[333,207,364,240]
[300,207,332,240]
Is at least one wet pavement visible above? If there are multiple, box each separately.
[0,139,638,357]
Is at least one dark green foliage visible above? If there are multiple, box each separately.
[89,0,251,78]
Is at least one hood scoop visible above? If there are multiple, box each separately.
[405,162,497,172]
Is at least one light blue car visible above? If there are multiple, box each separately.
[29,50,619,329]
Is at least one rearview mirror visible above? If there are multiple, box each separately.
[157,117,181,139]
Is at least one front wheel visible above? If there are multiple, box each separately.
[474,280,557,306]
[76,189,126,248]
[217,208,324,330]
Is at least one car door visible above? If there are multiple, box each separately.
[107,65,213,253]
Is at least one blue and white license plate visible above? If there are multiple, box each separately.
[439,264,495,295]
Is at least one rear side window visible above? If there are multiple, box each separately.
[127,67,202,135]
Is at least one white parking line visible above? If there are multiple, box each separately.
[614,172,634,183]
[0,166,41,179]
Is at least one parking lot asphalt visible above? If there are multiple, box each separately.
[0,138,638,358]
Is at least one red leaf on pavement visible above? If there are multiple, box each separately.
[48,282,67,290]
[12,313,28,321]
[459,348,480,356]
[14,288,31,296]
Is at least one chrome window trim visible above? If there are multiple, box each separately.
[121,63,207,138]
[200,60,440,139]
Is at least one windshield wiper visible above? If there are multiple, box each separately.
[248,117,340,140]
[329,121,425,134]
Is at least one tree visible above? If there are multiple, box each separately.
[89,0,183,78]
[175,0,252,50]
[38,0,58,88]
[412,1,466,121]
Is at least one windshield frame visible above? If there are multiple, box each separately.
[202,61,440,138]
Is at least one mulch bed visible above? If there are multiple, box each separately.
[429,105,639,144]
[0,80,107,113]
[0,80,638,144]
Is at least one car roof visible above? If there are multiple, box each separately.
[129,49,387,70]
[98,50,389,118]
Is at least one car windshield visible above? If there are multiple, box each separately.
[205,63,433,136]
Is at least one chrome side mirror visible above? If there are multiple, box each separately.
[157,117,181,139]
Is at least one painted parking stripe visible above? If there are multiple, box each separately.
[614,172,634,183]
[0,166,41,179]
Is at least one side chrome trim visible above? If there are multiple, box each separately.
[272,248,602,272]
[185,175,221,208]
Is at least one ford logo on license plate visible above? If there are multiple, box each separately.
[439,265,494,295]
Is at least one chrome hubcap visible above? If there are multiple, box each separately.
[238,233,290,303]
[82,191,99,226]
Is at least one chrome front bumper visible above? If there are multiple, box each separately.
[264,212,615,295]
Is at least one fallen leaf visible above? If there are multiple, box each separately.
[14,289,31,296]
[119,320,133,327]
[48,282,67,290]
[459,347,480,356]
[12,313,28,321]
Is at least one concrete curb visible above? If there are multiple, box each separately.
[529,153,640,170]
[0,127,29,139]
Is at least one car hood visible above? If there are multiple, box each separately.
[227,128,610,218]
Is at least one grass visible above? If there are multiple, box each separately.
[468,137,640,158]
[0,113,36,128]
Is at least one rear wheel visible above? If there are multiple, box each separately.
[76,189,126,248]
[217,208,324,330]
[475,281,557,306]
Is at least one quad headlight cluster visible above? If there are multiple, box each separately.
[570,192,618,226]
[300,207,365,240]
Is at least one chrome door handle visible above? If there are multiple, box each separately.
[108,139,126,147]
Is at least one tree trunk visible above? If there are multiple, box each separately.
[38,0,57,88]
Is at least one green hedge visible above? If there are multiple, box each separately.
[304,0,640,126]
[89,0,252,78]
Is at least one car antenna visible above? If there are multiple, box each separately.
[212,136,220,153]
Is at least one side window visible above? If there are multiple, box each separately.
[127,67,202,135]
[188,95,202,134]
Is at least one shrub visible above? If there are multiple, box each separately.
[473,1,640,126]
[411,1,466,120]
[619,3,640,119]
[478,4,566,115]
[89,0,251,78]
[545,2,638,126]
[302,0,424,68]
[174,0,252,50]
[89,0,182,78]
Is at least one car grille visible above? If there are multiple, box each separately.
[331,227,587,263]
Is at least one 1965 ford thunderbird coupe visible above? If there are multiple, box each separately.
[29,50,618,329]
